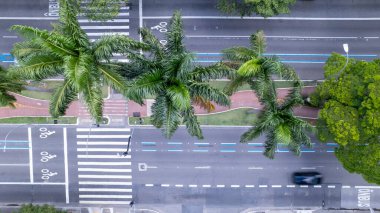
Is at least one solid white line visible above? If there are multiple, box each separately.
[79,194,132,199]
[78,19,129,23]
[301,167,316,170]
[189,185,198,188]
[0,164,29,166]
[231,185,240,188]
[2,35,17,38]
[272,185,282,188]
[78,154,131,159]
[259,185,268,188]
[287,185,296,188]
[139,0,142,43]
[161,184,170,187]
[328,185,336,188]
[355,186,380,189]
[63,128,69,204]
[79,175,131,179]
[77,148,127,152]
[145,184,154,187]
[216,185,225,188]
[175,184,183,187]
[194,166,211,169]
[77,142,130,145]
[77,128,130,132]
[202,185,211,188]
[300,185,309,188]
[245,185,255,188]
[79,188,132,192]
[78,168,131,172]
[81,26,130,30]
[314,185,322,188]
[79,201,131,205]
[186,35,376,39]
[77,135,130,139]
[0,182,65,185]
[0,17,58,20]
[342,186,351,189]
[248,167,263,170]
[87,32,129,36]
[79,181,132,185]
[78,162,131,166]
[143,15,380,21]
[28,128,33,183]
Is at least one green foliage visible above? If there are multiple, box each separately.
[18,204,66,213]
[313,53,380,185]
[124,11,231,139]
[78,0,127,21]
[0,66,24,108]
[223,31,309,159]
[217,0,296,17]
[9,0,144,123]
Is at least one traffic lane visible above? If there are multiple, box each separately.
[0,0,53,17]
[141,0,380,18]
[0,185,65,203]
[144,19,380,38]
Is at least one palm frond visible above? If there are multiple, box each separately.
[126,71,163,104]
[98,65,128,95]
[224,74,248,95]
[237,58,262,78]
[240,126,263,143]
[222,46,256,63]
[11,40,45,61]
[191,63,234,81]
[166,83,191,110]
[81,81,104,124]
[189,82,230,107]
[182,106,203,139]
[49,80,77,118]
[192,96,215,112]
[250,30,266,56]
[166,11,185,54]
[139,28,165,59]
[263,131,278,159]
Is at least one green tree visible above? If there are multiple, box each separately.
[0,66,24,108]
[223,31,310,159]
[217,0,296,17]
[124,11,231,139]
[78,0,127,21]
[311,53,380,185]
[18,204,66,213]
[8,0,145,123]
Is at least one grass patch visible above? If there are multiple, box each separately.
[129,108,257,126]
[20,90,52,100]
[208,80,317,92]
[0,117,77,124]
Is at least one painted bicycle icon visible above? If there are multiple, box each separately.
[151,22,167,33]
[41,169,57,181]
[40,151,57,162]
[39,127,55,139]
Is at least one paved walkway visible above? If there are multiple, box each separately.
[0,87,319,123]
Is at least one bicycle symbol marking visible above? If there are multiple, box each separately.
[41,169,57,181]
[39,127,55,139]
[40,151,57,162]
[151,22,167,33]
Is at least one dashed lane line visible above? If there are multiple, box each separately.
[245,185,255,188]
[259,185,268,188]
[272,185,282,188]
[189,185,198,188]
[231,185,240,188]
[216,185,225,188]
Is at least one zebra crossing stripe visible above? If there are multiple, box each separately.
[78,162,131,165]
[79,194,132,199]
[87,32,129,36]
[77,148,127,152]
[78,19,130,23]
[78,175,132,179]
[77,128,130,131]
[79,188,132,192]
[78,168,131,172]
[77,155,131,158]
[77,142,130,145]
[79,201,131,204]
[79,181,132,185]
[77,135,130,139]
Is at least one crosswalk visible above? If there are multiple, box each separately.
[76,128,133,205]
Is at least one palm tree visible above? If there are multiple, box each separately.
[124,11,231,139]
[241,82,313,158]
[8,0,146,123]
[0,66,24,108]
[222,30,311,158]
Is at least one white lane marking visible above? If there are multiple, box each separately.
[78,154,131,159]
[79,194,132,199]
[87,32,130,36]
[287,185,296,188]
[28,128,33,183]
[355,186,380,189]
[272,185,282,188]
[78,162,131,166]
[78,168,131,172]
[143,15,380,21]
[194,166,211,169]
[314,185,322,188]
[77,135,130,139]
[139,0,143,42]
[186,35,379,39]
[0,17,58,20]
[145,184,154,187]
[161,184,170,187]
[78,175,131,179]
[78,19,129,23]
[79,188,132,192]
[77,128,130,132]
[79,201,131,204]
[63,128,69,204]
[202,185,211,188]
[328,185,336,188]
[216,185,225,188]
[175,184,183,187]
[231,185,240,188]
[245,185,255,188]
[81,26,130,30]
[2,36,17,38]
[0,164,29,166]
[259,185,268,188]
[189,185,198,188]
[79,181,132,185]
[300,185,309,188]
[342,186,351,189]
[0,182,65,185]
[301,167,316,170]
[77,142,130,146]
[77,148,127,152]
[248,167,263,170]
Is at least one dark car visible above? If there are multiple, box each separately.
[292,172,322,185]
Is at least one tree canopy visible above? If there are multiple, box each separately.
[311,53,380,184]
[0,65,24,108]
[217,0,297,17]
[18,204,66,213]
[78,0,127,21]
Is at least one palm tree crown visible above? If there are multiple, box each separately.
[0,66,24,108]
[125,11,231,139]
[8,0,145,123]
